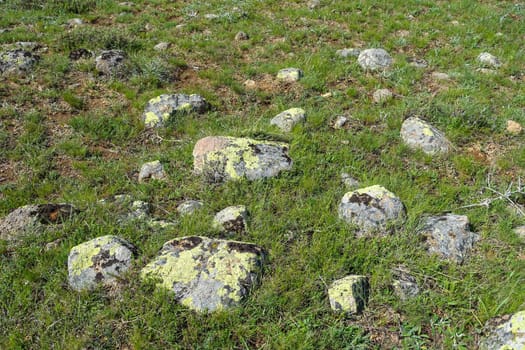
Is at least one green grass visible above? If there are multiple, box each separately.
[1,0,525,348]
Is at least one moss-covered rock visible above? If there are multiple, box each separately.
[142,93,209,128]
[328,275,369,314]
[276,67,303,82]
[141,236,265,312]
[479,311,525,350]
[270,108,306,132]
[193,136,292,182]
[0,49,39,76]
[400,117,451,155]
[68,235,136,291]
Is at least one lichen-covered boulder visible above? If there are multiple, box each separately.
[418,214,479,264]
[328,275,369,314]
[0,204,77,241]
[95,50,127,76]
[400,117,451,155]
[141,236,265,312]
[0,49,39,76]
[142,94,209,128]
[391,266,419,301]
[138,160,166,182]
[177,200,204,216]
[357,49,393,71]
[213,205,248,234]
[479,311,525,350]
[193,136,292,182]
[68,235,136,291]
[277,67,303,82]
[338,185,406,237]
[270,108,306,132]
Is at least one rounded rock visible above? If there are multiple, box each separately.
[213,205,248,234]
[138,160,166,182]
[153,42,171,51]
[479,311,525,350]
[357,48,393,71]
[277,67,303,82]
[400,117,451,155]
[177,200,204,216]
[328,275,369,314]
[477,52,501,68]
[95,50,127,76]
[270,108,306,132]
[235,31,249,41]
[372,89,393,104]
[142,94,209,128]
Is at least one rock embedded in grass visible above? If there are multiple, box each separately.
[0,204,77,241]
[138,160,166,182]
[270,108,306,132]
[506,120,523,135]
[68,235,136,291]
[418,214,479,264]
[153,42,170,51]
[400,117,451,155]
[277,67,303,82]
[336,48,360,58]
[357,48,393,71]
[177,200,204,216]
[193,136,292,182]
[338,185,406,237]
[341,172,359,189]
[328,275,369,314]
[213,205,248,234]
[332,115,348,129]
[478,310,525,350]
[95,50,127,76]
[234,31,249,41]
[477,52,501,68]
[142,93,209,128]
[391,266,419,300]
[0,49,39,76]
[372,89,393,104]
[141,236,265,312]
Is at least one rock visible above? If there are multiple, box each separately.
[95,50,127,76]
[45,238,62,251]
[100,195,150,220]
[477,52,501,68]
[0,204,77,241]
[177,200,204,216]
[213,205,248,234]
[407,57,428,68]
[153,42,170,51]
[142,94,209,128]
[69,48,93,61]
[513,225,525,240]
[418,214,479,264]
[141,236,265,312]
[357,48,393,71]
[308,0,320,9]
[277,68,303,82]
[372,89,393,104]
[193,136,292,182]
[235,31,249,41]
[67,18,84,27]
[391,266,419,300]
[270,108,306,132]
[431,72,450,80]
[336,48,361,58]
[204,13,220,19]
[400,117,451,155]
[0,49,39,76]
[333,115,348,129]
[479,311,525,350]
[15,42,44,52]
[341,172,359,189]
[338,185,406,237]
[243,79,256,89]
[328,275,369,314]
[477,68,496,75]
[119,1,135,6]
[138,160,167,182]
[68,235,136,291]
[507,120,523,135]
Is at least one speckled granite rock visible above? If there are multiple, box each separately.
[357,49,393,71]
[400,117,451,155]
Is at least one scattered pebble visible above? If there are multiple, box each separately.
[138,160,167,182]
[400,117,451,155]
[235,31,249,41]
[506,120,523,134]
[341,172,359,189]
[243,79,257,89]
[407,57,428,68]
[477,52,501,68]
[308,0,320,9]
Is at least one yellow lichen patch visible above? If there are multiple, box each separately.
[149,95,163,104]
[286,108,305,117]
[141,248,201,290]
[510,310,525,335]
[69,235,116,276]
[144,112,161,126]
[355,185,396,199]
[422,127,434,137]
[328,275,368,313]
[177,102,192,111]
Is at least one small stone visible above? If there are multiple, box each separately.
[431,72,450,80]
[95,50,127,76]
[407,57,428,68]
[15,42,43,52]
[177,200,204,216]
[235,31,249,41]
[69,48,93,61]
[193,136,293,182]
[270,108,306,132]
[479,311,525,350]
[101,195,150,221]
[0,49,39,76]
[341,172,359,189]
[68,235,136,291]
[153,42,170,51]
[243,79,256,89]
[332,115,348,129]
[213,205,248,234]
[204,13,220,19]
[141,236,265,312]
[418,214,479,264]
[506,120,523,135]
[372,89,393,104]
[357,49,393,71]
[277,68,303,82]
[308,0,320,9]
[45,238,62,251]
[119,1,134,6]
[328,275,370,314]
[144,23,153,31]
[400,117,451,155]
[336,48,361,58]
[391,266,419,300]
[338,185,406,237]
[477,52,501,68]
[513,225,525,240]
[138,160,166,182]
[477,68,496,75]
[142,94,209,128]
[67,18,84,27]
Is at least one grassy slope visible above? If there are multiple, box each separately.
[0,0,524,348]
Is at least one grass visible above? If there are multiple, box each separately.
[1,0,525,348]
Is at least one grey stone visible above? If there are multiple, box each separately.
[68,235,136,291]
[0,204,77,241]
[193,136,292,182]
[418,214,479,264]
[138,160,166,182]
[333,115,348,129]
[204,13,220,19]
[357,48,393,71]
[235,31,249,41]
[477,52,501,68]
[336,48,360,58]
[277,68,303,82]
[391,266,419,300]
[0,49,39,76]
[341,172,359,189]
[141,236,265,312]
[67,18,84,27]
[479,311,525,350]
[328,275,369,314]
[177,200,204,216]
[407,57,428,68]
[153,42,170,51]
[338,185,406,237]
[95,50,127,76]
[308,0,320,9]
[142,94,209,128]
[400,117,451,155]
[213,205,248,234]
[513,225,525,240]
[69,48,93,61]
[270,108,306,132]
[372,89,393,104]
